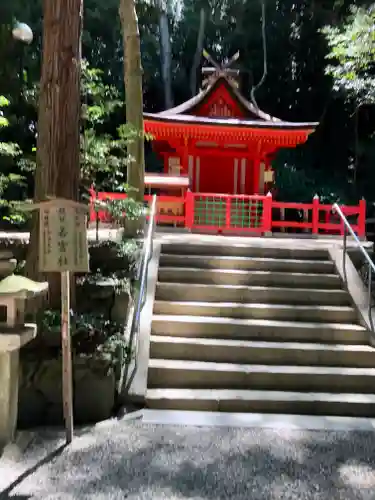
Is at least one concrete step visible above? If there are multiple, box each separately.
[155,283,351,306]
[151,315,368,344]
[158,267,341,288]
[161,243,329,260]
[153,301,357,324]
[148,359,375,393]
[146,388,375,417]
[160,254,335,273]
[150,336,375,367]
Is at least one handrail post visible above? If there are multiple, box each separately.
[312,194,319,235]
[185,190,194,230]
[343,225,347,284]
[122,194,157,393]
[358,198,366,237]
[333,201,374,333]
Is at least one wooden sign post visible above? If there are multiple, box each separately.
[23,198,89,444]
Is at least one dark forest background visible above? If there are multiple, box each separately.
[1,0,375,225]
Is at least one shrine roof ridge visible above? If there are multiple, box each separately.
[154,76,279,121]
[143,112,318,130]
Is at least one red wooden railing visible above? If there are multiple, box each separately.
[89,188,366,237]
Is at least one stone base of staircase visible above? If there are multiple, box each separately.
[140,409,375,432]
[142,238,375,418]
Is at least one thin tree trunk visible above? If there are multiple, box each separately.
[190,8,206,96]
[26,0,83,309]
[119,0,145,215]
[158,8,173,109]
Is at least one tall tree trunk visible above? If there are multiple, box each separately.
[158,5,173,109]
[26,0,83,309]
[190,8,206,96]
[119,0,145,212]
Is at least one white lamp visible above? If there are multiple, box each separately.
[12,22,33,45]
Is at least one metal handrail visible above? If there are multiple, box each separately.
[122,195,157,392]
[333,203,374,330]
[133,194,157,328]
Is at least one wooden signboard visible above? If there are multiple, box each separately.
[38,200,89,273]
[264,170,274,184]
[22,198,89,444]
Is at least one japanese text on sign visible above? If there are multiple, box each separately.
[38,201,89,273]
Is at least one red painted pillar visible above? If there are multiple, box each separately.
[263,191,273,235]
[312,195,319,234]
[185,190,194,230]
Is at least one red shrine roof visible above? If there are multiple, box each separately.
[155,76,278,121]
[144,76,318,138]
[144,112,317,131]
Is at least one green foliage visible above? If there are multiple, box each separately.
[38,309,129,368]
[322,4,375,203]
[0,95,31,226]
[323,5,375,104]
[0,59,146,226]
[0,96,20,157]
[2,0,375,217]
[81,61,153,193]
[81,61,125,191]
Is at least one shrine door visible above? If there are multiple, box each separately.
[190,154,254,195]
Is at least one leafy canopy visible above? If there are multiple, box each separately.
[323,5,375,105]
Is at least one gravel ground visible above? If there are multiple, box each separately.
[1,419,375,500]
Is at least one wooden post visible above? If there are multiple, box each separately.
[19,198,89,445]
[61,270,73,443]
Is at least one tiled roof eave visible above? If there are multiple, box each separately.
[144,112,318,131]
[144,119,315,148]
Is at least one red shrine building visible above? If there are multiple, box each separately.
[89,53,365,237]
[144,55,318,197]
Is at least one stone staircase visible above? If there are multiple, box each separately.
[146,242,375,417]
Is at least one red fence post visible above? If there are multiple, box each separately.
[358,198,366,237]
[89,185,96,223]
[185,190,194,230]
[263,192,272,235]
[312,195,319,234]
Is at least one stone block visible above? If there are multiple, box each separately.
[0,351,19,446]
[18,356,116,427]
[74,362,116,423]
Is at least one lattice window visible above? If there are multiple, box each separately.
[193,195,226,227]
[230,199,263,229]
[193,195,264,230]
